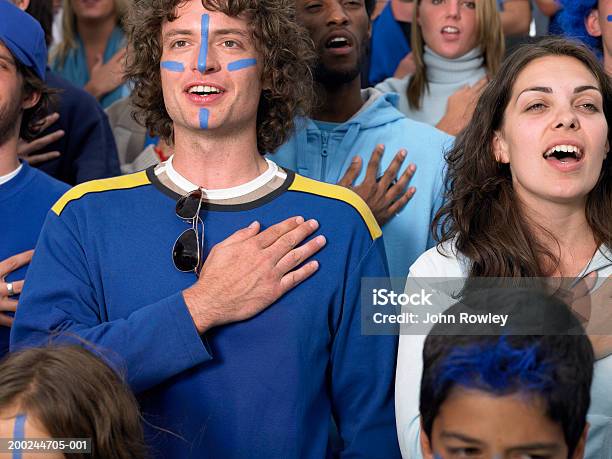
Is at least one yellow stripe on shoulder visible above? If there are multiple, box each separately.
[289,174,382,240]
[52,171,151,216]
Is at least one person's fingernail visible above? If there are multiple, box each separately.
[57,130,65,135]
[352,157,359,163]
[249,221,259,228]
[308,219,319,229]
[316,235,326,246]
[399,150,406,159]
[295,216,305,224]
[409,164,416,172]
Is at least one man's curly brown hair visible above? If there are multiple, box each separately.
[125,0,316,154]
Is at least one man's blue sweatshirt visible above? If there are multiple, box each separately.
[273,88,453,281]
[11,167,401,458]
[0,162,69,356]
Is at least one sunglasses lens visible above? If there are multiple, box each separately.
[176,190,203,219]
[172,228,199,272]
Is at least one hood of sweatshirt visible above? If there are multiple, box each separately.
[296,87,406,132]
[282,87,411,182]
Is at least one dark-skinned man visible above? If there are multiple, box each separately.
[273,0,453,280]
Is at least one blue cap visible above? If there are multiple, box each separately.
[0,0,47,81]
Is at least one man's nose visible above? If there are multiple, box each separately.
[327,1,350,25]
[192,13,220,74]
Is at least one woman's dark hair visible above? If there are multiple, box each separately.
[0,346,147,459]
[420,288,594,458]
[125,0,316,154]
[433,37,612,277]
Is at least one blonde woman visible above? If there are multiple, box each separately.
[376,0,504,135]
[51,0,129,108]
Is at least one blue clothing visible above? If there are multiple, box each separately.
[0,0,47,80]
[548,11,563,35]
[11,168,401,458]
[272,88,453,280]
[0,162,69,356]
[368,2,411,86]
[51,26,129,109]
[35,70,121,185]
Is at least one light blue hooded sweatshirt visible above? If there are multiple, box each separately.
[272,88,453,280]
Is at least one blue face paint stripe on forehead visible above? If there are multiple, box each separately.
[161,61,185,72]
[198,14,210,73]
[199,108,209,129]
[12,414,26,459]
[227,58,257,72]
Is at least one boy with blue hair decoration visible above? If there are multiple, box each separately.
[418,289,594,459]
[559,0,612,75]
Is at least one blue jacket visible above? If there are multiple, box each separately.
[11,167,400,458]
[272,88,453,280]
[368,2,411,86]
[35,71,121,185]
[0,162,69,356]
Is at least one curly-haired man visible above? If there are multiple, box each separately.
[11,0,401,457]
[273,0,453,281]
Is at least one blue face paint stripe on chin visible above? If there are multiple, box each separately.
[227,58,257,71]
[161,61,185,72]
[199,108,209,129]
[13,414,26,459]
[198,14,210,73]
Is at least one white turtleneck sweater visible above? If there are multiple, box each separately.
[375,46,486,126]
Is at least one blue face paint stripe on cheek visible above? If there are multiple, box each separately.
[161,61,185,72]
[12,414,26,459]
[227,58,257,72]
[607,14,612,21]
[199,108,209,129]
[198,14,209,73]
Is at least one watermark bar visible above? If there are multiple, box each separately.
[361,277,611,336]
[0,438,91,453]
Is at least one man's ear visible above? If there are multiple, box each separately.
[22,90,41,111]
[585,9,602,38]
[13,0,30,11]
[492,130,509,163]
[419,417,435,459]
[14,0,31,10]
[571,423,589,459]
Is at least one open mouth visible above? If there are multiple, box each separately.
[325,36,352,49]
[187,85,224,96]
[542,144,584,163]
[441,26,460,35]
